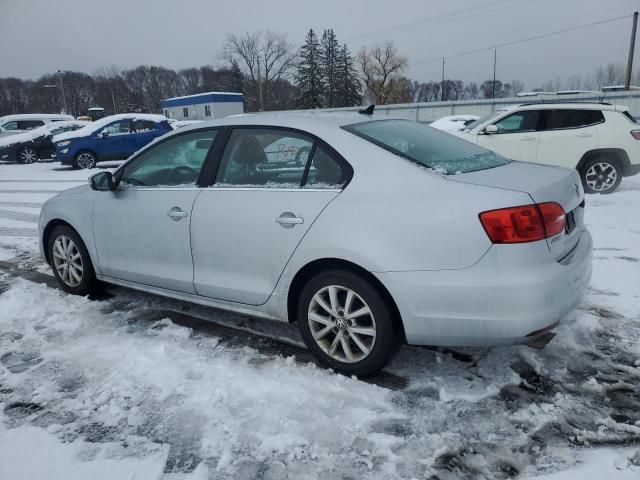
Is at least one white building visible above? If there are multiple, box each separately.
[161,92,244,121]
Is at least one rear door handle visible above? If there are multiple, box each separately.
[276,212,304,228]
[167,207,188,221]
[576,133,593,137]
[520,136,536,141]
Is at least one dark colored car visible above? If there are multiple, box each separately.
[54,114,173,169]
[0,121,88,163]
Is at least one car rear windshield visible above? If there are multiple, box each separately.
[343,119,510,174]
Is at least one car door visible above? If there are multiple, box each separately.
[95,119,136,159]
[131,120,161,152]
[92,128,219,293]
[191,127,350,305]
[535,109,601,169]
[477,110,541,162]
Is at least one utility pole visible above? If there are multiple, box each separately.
[625,11,638,90]
[110,90,117,114]
[257,61,265,111]
[440,57,445,102]
[57,70,68,114]
[491,49,497,99]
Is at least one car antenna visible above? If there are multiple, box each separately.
[358,104,375,115]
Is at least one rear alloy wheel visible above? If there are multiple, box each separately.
[297,270,400,376]
[48,225,96,295]
[581,157,621,194]
[75,151,96,169]
[17,146,38,164]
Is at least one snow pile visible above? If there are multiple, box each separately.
[0,279,404,478]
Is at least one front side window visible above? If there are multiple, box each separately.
[133,120,157,133]
[543,109,605,130]
[2,121,19,130]
[215,128,313,188]
[492,110,539,133]
[102,120,132,136]
[119,129,217,187]
[344,119,510,174]
[463,110,504,131]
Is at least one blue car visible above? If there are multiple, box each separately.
[54,114,172,169]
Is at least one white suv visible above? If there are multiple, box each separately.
[457,103,640,194]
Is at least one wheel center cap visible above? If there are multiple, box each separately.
[336,318,348,330]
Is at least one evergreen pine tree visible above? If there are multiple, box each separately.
[295,29,323,109]
[336,43,362,107]
[319,29,340,108]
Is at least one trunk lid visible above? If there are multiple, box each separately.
[447,161,584,261]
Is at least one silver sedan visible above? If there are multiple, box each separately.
[39,113,592,375]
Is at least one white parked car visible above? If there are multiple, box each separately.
[39,113,592,375]
[429,115,479,133]
[457,103,640,193]
[0,114,74,138]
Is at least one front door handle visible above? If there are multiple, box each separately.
[576,133,593,138]
[520,136,536,141]
[167,207,188,221]
[276,212,304,228]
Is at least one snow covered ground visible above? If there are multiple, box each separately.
[0,159,639,479]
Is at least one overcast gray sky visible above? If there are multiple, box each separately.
[0,0,637,88]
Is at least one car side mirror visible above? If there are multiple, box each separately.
[99,130,109,138]
[89,171,116,191]
[482,125,498,135]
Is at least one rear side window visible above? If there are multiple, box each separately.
[133,120,157,132]
[304,146,349,189]
[215,128,313,188]
[621,110,638,123]
[344,119,510,174]
[493,111,540,133]
[543,109,604,130]
[18,120,45,130]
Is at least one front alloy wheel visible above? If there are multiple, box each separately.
[52,235,83,288]
[308,285,377,363]
[75,152,96,169]
[18,147,38,164]
[48,225,96,295]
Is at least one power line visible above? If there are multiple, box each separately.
[344,0,535,44]
[401,1,637,58]
[409,14,631,68]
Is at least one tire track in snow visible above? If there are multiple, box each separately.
[0,227,37,237]
[0,209,39,224]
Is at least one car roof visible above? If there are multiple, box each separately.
[0,113,74,122]
[499,102,628,112]
[175,111,401,135]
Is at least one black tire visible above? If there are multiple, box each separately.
[297,269,400,376]
[47,225,97,295]
[74,150,97,169]
[17,146,38,164]
[580,156,622,194]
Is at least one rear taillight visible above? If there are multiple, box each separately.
[479,203,565,244]
[631,130,640,140]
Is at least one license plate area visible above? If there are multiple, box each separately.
[565,210,576,234]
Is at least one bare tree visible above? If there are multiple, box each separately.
[357,42,407,104]
[223,31,296,110]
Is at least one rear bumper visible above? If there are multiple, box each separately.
[376,229,592,347]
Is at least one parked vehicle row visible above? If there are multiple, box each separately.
[456,102,640,193]
[0,120,88,163]
[39,112,592,375]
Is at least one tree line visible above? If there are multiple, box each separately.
[0,27,635,118]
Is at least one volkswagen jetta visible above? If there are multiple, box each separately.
[39,113,592,375]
